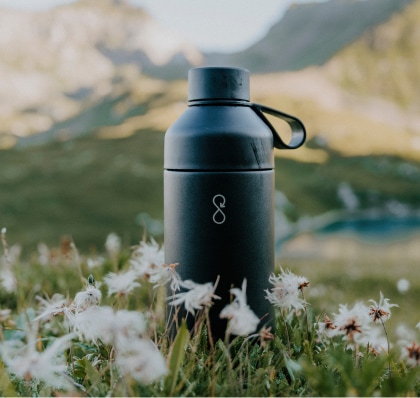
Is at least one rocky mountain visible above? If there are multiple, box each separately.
[0,0,201,148]
[205,0,413,73]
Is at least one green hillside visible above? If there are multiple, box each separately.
[1,130,164,252]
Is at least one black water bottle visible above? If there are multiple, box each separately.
[164,67,305,340]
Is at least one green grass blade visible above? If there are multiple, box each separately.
[0,362,17,397]
[164,320,189,396]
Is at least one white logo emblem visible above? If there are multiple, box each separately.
[212,194,226,224]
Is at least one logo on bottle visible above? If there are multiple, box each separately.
[212,194,226,225]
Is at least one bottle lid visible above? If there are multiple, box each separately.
[188,67,250,102]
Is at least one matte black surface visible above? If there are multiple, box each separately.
[164,105,274,171]
[188,67,250,102]
[165,171,275,339]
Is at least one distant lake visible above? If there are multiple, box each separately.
[317,215,420,242]
[276,212,420,250]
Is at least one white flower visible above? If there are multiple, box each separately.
[37,242,50,266]
[71,306,147,344]
[333,302,371,345]
[115,336,167,384]
[220,279,259,336]
[366,326,390,355]
[5,244,21,265]
[71,306,115,343]
[168,279,220,315]
[149,262,181,291]
[104,269,141,297]
[368,291,398,323]
[397,278,410,293]
[0,324,74,389]
[105,232,121,259]
[130,239,180,290]
[396,323,417,343]
[71,284,102,313]
[317,314,339,339]
[0,267,17,293]
[114,309,147,338]
[265,269,309,311]
[87,256,105,269]
[0,227,16,293]
[34,293,69,321]
[401,341,420,367]
[130,238,164,277]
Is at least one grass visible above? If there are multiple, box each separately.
[1,229,420,396]
[0,130,165,252]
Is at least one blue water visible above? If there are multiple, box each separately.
[317,216,420,242]
[276,213,420,250]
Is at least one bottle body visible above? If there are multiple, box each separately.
[164,169,274,339]
[164,102,275,340]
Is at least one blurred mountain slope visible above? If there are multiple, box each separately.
[249,0,420,160]
[0,0,201,147]
[205,0,413,73]
[325,0,420,109]
[0,0,416,148]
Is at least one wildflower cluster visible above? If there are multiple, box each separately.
[1,229,420,397]
[0,232,263,395]
[317,292,398,355]
[33,275,166,387]
[0,233,176,395]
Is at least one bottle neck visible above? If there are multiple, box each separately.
[188,99,250,107]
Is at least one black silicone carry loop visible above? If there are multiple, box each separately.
[188,99,306,150]
[251,103,306,150]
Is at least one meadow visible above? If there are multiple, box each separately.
[1,0,419,394]
[1,226,420,397]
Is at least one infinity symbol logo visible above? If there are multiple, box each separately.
[212,194,226,225]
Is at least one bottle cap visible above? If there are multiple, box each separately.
[188,67,250,102]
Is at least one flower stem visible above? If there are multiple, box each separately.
[282,311,291,356]
[300,289,310,341]
[380,317,392,374]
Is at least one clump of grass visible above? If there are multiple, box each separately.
[1,229,420,397]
